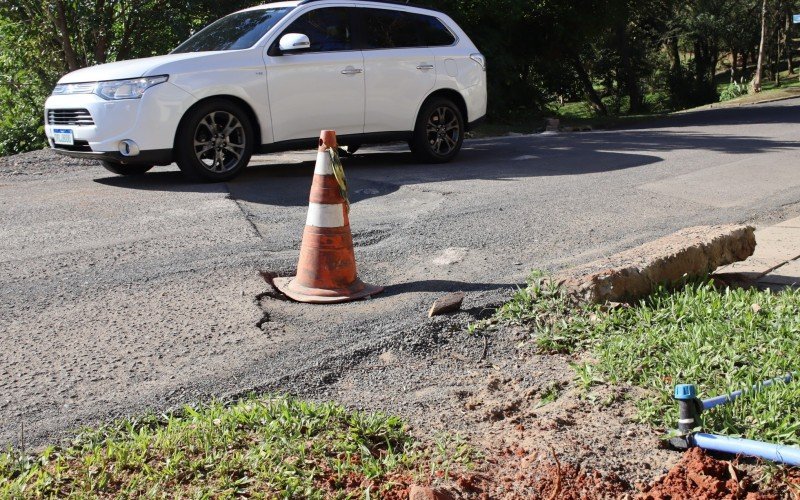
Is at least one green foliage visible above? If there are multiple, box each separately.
[719,80,749,101]
[0,17,53,156]
[491,271,596,354]
[589,282,800,446]
[0,1,252,157]
[497,278,800,446]
[0,396,470,497]
[1,0,796,155]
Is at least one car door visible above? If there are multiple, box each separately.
[264,7,364,143]
[359,8,436,134]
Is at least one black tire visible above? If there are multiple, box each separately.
[410,97,464,163]
[175,99,254,182]
[100,161,153,176]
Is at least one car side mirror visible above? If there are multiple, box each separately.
[279,33,311,53]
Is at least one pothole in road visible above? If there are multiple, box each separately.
[351,226,393,247]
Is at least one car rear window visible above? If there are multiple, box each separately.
[361,9,456,49]
[173,8,292,53]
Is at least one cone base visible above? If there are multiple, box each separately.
[274,277,384,304]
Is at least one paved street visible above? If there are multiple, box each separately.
[2,98,800,447]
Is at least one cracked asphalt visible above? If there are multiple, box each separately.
[2,98,800,448]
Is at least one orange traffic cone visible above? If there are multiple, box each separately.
[274,131,384,304]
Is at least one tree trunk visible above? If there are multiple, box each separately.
[667,36,682,79]
[776,29,782,85]
[753,0,768,92]
[710,43,719,85]
[571,52,607,116]
[616,23,643,114]
[51,0,81,71]
[785,12,794,75]
[740,51,748,80]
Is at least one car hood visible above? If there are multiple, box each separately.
[58,52,228,83]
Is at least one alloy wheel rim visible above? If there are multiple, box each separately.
[426,106,460,156]
[193,111,246,173]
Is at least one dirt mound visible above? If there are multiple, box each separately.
[637,448,776,500]
[450,444,631,499]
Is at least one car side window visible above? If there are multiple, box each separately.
[361,9,455,49]
[362,9,419,49]
[417,16,456,47]
[281,8,352,52]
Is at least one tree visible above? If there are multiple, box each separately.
[753,0,769,91]
[0,0,250,156]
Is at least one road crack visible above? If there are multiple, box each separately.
[225,185,264,240]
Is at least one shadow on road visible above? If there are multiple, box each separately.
[381,279,517,298]
[94,101,800,207]
[633,100,800,129]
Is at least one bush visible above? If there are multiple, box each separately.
[0,87,48,157]
[719,80,748,102]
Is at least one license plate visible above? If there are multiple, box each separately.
[53,129,74,146]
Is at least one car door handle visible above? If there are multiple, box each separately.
[416,64,435,71]
[341,67,363,75]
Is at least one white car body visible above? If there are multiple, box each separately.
[44,0,487,179]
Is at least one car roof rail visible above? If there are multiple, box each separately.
[298,0,417,7]
[296,0,449,15]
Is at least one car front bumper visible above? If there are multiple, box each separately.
[43,82,196,165]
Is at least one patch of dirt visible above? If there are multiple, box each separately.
[0,148,99,177]
[637,447,790,500]
[315,466,414,500]
[449,444,631,499]
[315,321,799,499]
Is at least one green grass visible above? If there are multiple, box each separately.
[469,93,669,138]
[716,69,800,95]
[0,396,474,498]
[491,274,800,446]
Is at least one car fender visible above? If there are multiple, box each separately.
[165,52,273,144]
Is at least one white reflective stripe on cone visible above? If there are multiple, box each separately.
[314,152,334,175]
[306,203,345,228]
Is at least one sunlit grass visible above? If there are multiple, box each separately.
[0,396,475,498]
[493,274,800,445]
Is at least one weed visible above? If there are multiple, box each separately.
[572,362,605,393]
[538,382,562,407]
[0,396,471,497]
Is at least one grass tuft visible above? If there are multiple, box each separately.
[0,396,472,498]
[496,274,800,446]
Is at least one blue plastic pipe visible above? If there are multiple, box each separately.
[691,433,800,466]
[702,373,795,411]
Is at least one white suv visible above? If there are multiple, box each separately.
[44,0,487,181]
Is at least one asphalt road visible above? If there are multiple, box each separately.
[2,98,800,448]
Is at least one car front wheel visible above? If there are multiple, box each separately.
[100,161,153,176]
[175,99,254,182]
[410,97,464,163]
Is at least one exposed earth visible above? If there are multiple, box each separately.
[2,99,800,496]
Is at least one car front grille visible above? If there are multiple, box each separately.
[47,108,95,126]
[52,140,92,152]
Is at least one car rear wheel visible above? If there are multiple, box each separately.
[175,99,254,182]
[100,161,153,176]
[410,97,464,163]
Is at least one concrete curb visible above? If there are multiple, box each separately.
[715,216,800,289]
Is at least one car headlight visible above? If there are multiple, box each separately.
[95,75,169,100]
[52,82,96,95]
[52,76,169,99]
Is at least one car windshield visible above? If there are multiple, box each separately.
[172,8,293,53]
